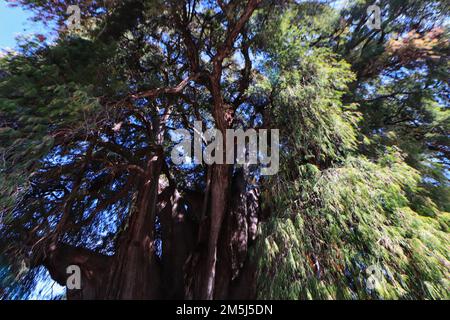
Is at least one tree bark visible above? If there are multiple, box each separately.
[105,153,163,299]
[201,163,231,299]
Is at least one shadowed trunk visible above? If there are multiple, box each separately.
[42,153,164,300]
[39,165,260,300]
[159,186,197,299]
[214,169,260,299]
[201,163,231,299]
[105,153,163,299]
[184,169,260,300]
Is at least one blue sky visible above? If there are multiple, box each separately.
[0,1,49,49]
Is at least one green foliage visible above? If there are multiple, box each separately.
[254,2,449,300]
[257,152,449,299]
[0,37,117,214]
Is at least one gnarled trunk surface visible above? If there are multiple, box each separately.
[40,163,260,300]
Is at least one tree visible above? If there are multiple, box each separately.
[0,0,448,300]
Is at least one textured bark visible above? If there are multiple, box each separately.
[183,169,260,300]
[40,167,260,300]
[201,163,231,299]
[214,170,260,299]
[105,154,163,299]
[42,154,165,299]
[159,186,196,299]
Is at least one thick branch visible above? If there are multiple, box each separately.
[131,73,200,99]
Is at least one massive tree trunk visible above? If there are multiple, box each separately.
[183,168,260,300]
[105,153,163,299]
[214,170,260,300]
[41,152,164,300]
[159,184,197,299]
[201,163,231,299]
[39,164,260,300]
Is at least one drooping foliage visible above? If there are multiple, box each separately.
[253,1,449,299]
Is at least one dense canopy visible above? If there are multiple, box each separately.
[0,0,448,300]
